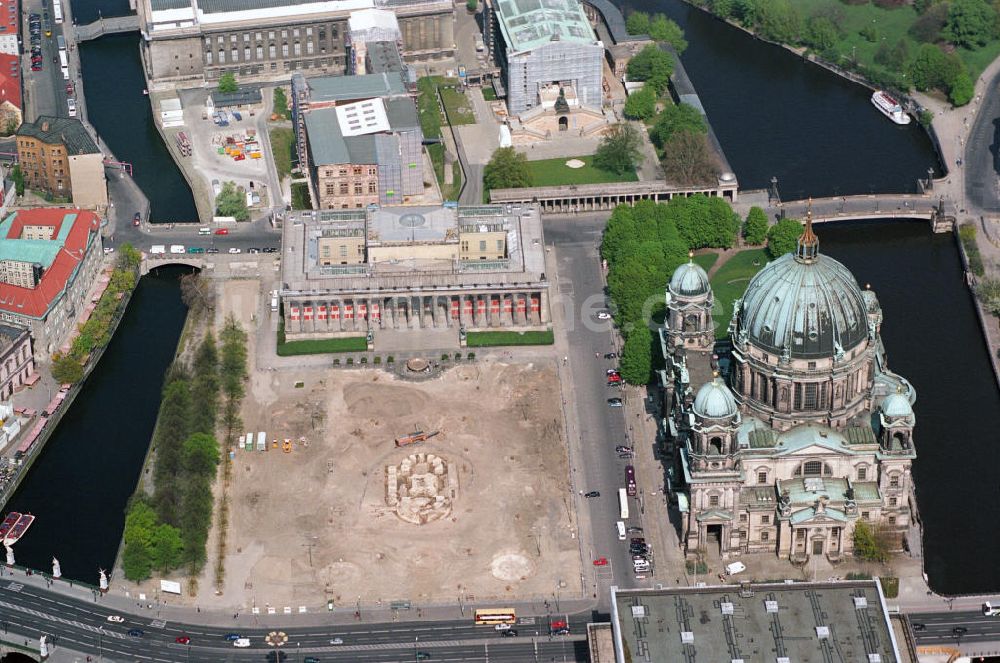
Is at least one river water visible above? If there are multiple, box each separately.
[4,268,189,582]
[13,0,991,593]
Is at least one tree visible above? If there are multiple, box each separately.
[875,38,910,72]
[122,540,153,581]
[179,475,214,569]
[626,45,674,95]
[190,332,220,437]
[942,0,998,48]
[9,164,23,196]
[950,69,975,106]
[661,130,719,186]
[180,272,216,315]
[910,3,950,43]
[594,123,642,176]
[215,181,249,222]
[909,43,962,92]
[181,433,220,475]
[149,524,184,573]
[648,14,688,52]
[743,206,769,245]
[805,15,838,52]
[483,147,532,194]
[625,11,650,35]
[466,0,477,11]
[852,520,892,563]
[975,277,1000,316]
[117,243,142,271]
[51,353,84,384]
[766,218,804,258]
[620,324,653,385]
[623,86,657,120]
[650,102,706,148]
[217,72,238,94]
[754,0,801,43]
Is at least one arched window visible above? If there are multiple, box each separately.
[709,436,723,455]
[892,431,907,448]
[803,461,822,476]
[823,463,833,476]
[684,314,699,332]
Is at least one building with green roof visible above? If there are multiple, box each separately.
[660,216,917,564]
[489,0,603,116]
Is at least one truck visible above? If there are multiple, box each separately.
[270,290,279,312]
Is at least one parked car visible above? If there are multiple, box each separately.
[499,629,518,637]
[224,634,242,641]
[30,63,41,71]
[214,228,229,235]
[175,636,190,645]
[616,446,632,453]
[206,247,220,254]
[329,638,343,645]
[304,658,320,663]
[626,526,643,534]
[132,212,141,227]
[416,654,431,661]
[593,557,608,566]
[604,352,617,359]
[228,247,241,254]
[608,398,623,407]
[106,615,124,623]
[187,247,205,254]
[630,537,646,544]
[596,311,612,320]
[584,491,600,498]
[66,82,73,95]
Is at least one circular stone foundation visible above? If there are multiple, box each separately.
[490,552,535,582]
[565,158,586,169]
[385,452,457,524]
[406,357,430,372]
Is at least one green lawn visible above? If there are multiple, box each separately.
[278,334,367,355]
[439,86,476,125]
[268,127,295,180]
[466,329,554,347]
[785,0,1000,82]
[525,156,638,187]
[708,248,769,338]
[482,87,497,101]
[290,182,311,210]
[692,252,718,273]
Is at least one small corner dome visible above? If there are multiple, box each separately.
[881,392,914,419]
[669,259,710,297]
[693,377,738,420]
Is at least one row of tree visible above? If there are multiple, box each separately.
[122,318,248,581]
[603,197,741,384]
[625,11,689,52]
[51,245,143,385]
[696,0,988,106]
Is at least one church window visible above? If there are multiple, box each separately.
[808,361,816,370]
[796,529,805,541]
[824,463,833,476]
[761,531,770,542]
[739,513,747,523]
[757,471,767,484]
[803,461,822,476]
[761,515,770,525]
[889,497,898,507]
[709,437,723,455]
[857,466,867,481]
[709,494,720,507]
[888,516,896,525]
[832,527,840,539]
[861,511,870,520]
[889,474,900,488]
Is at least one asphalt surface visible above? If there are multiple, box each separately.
[965,61,1000,212]
[908,608,1000,646]
[0,580,594,661]
[544,213,649,592]
[21,0,71,122]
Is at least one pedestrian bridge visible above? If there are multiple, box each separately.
[74,15,140,42]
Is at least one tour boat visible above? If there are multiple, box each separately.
[4,513,34,545]
[871,90,911,125]
[0,512,20,540]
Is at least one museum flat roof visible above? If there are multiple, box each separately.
[494,0,597,54]
[612,581,901,663]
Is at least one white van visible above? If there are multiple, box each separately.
[633,560,650,572]
[233,638,251,648]
[726,561,746,576]
[616,521,626,541]
[170,245,185,254]
[199,227,211,235]
[150,245,166,254]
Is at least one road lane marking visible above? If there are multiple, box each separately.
[0,598,127,638]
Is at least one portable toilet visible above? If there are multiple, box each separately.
[244,437,253,452]
[257,431,266,451]
[239,435,245,448]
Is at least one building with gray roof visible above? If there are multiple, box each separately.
[280,204,550,344]
[610,581,902,663]
[488,0,604,116]
[137,0,453,84]
[659,216,917,563]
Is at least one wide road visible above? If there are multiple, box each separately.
[544,212,650,594]
[965,55,1000,212]
[0,580,593,661]
[21,0,71,121]
[909,608,1000,646]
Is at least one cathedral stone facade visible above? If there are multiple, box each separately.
[661,220,917,562]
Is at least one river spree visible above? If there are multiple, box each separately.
[620,0,943,197]
[819,220,1000,595]
[5,269,189,582]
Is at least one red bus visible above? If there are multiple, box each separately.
[626,465,637,497]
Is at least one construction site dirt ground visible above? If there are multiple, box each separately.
[183,281,582,611]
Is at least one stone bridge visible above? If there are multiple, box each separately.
[737,191,956,233]
[141,253,279,277]
[73,15,140,42]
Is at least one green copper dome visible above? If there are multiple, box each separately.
[693,376,738,420]
[669,259,710,297]
[734,229,869,359]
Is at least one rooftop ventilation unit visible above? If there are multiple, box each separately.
[721,602,734,615]
[681,631,694,644]
[854,597,868,609]
[765,600,779,613]
[867,656,882,663]
[816,626,830,639]
[776,658,790,663]
[631,606,646,618]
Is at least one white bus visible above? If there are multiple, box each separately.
[618,488,629,520]
[56,35,66,52]
[53,0,63,24]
